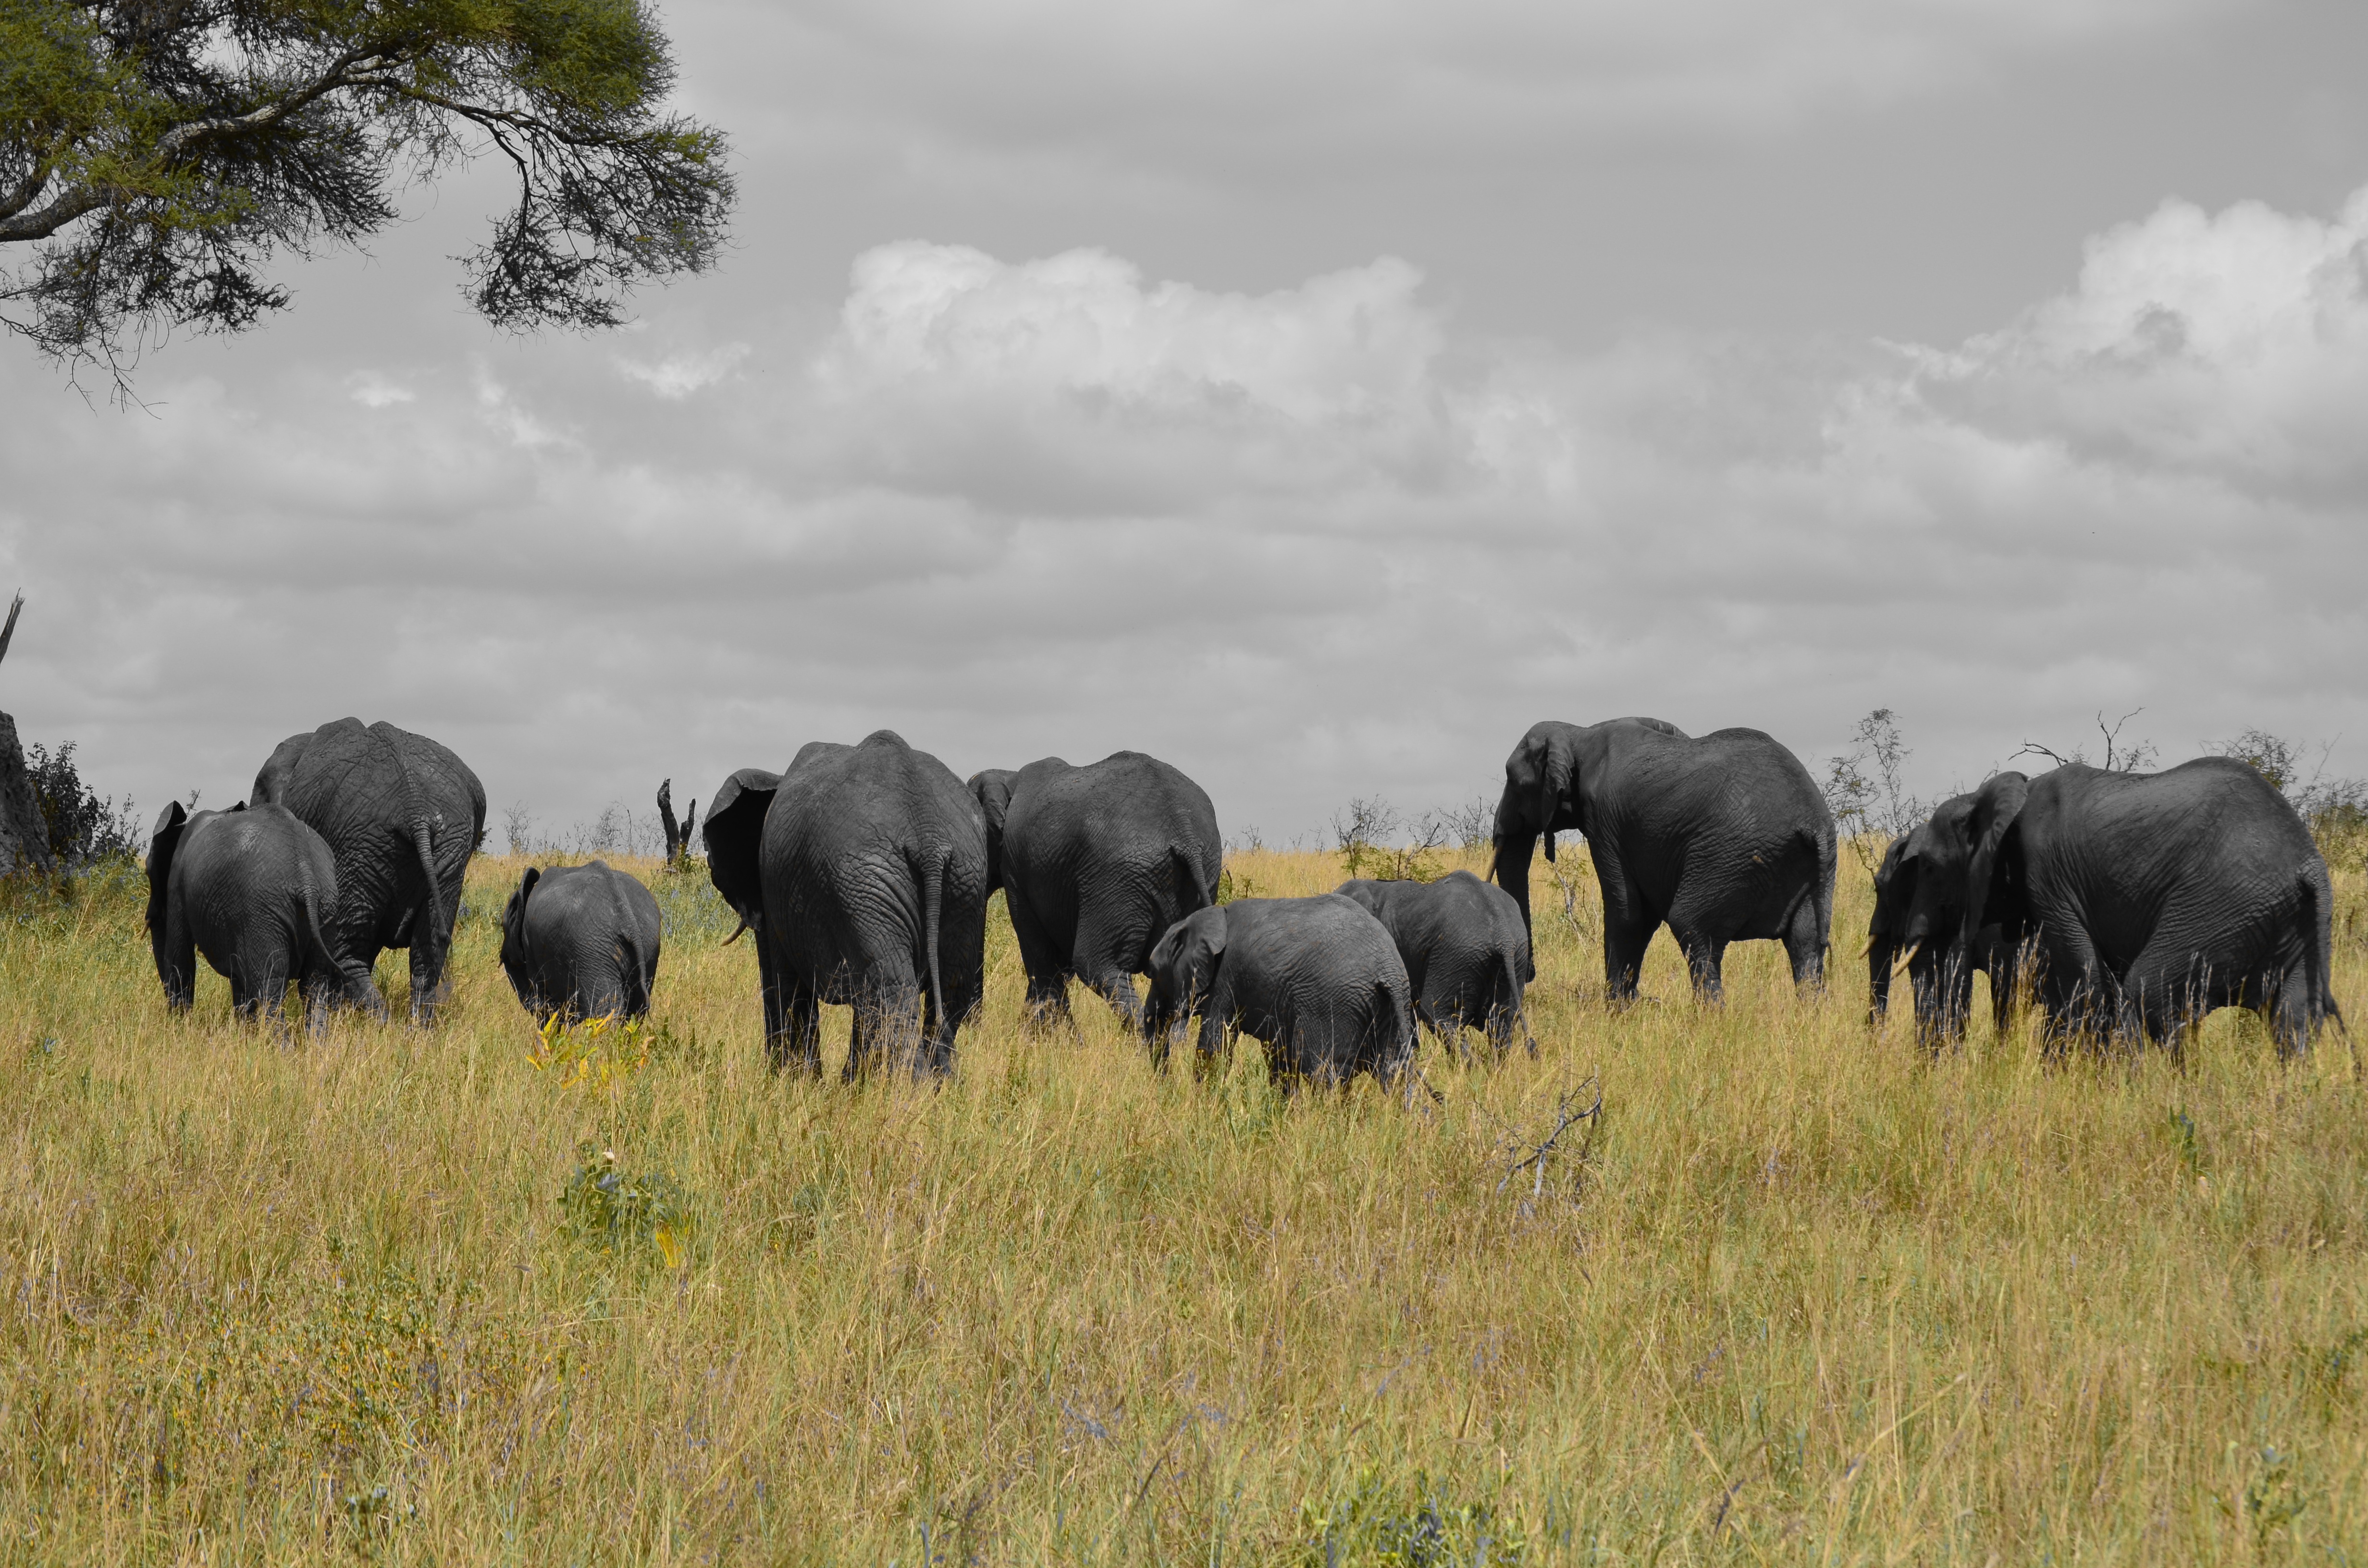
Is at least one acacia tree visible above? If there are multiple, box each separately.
[1,0,734,392]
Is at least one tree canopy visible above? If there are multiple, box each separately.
[1,0,735,391]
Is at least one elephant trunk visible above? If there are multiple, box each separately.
[1868,934,1898,1025]
[1492,829,1537,940]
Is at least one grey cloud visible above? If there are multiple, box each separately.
[5,173,2366,842]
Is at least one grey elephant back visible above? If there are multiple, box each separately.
[1988,759,2338,1051]
[762,731,990,1052]
[504,859,662,1021]
[1211,894,1415,1083]
[1492,715,1836,1001]
[144,800,352,1021]
[248,717,486,1019]
[1335,870,1531,1038]
[993,750,1222,1017]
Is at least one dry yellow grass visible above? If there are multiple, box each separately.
[0,841,2363,1564]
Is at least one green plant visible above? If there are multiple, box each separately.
[556,1143,694,1270]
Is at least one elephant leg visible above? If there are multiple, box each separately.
[784,981,822,1076]
[332,932,389,1021]
[1600,904,1656,1004]
[299,971,336,1035]
[1083,967,1145,1030]
[2267,962,2318,1060]
[158,897,199,1013]
[1782,896,1827,991]
[843,985,918,1082]
[231,950,295,1029]
[760,941,822,1077]
[1675,929,1727,1003]
[1005,888,1073,1029]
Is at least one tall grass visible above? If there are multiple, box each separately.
[0,844,2362,1563]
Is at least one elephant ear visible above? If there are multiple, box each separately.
[968,769,1016,890]
[249,731,315,806]
[1151,906,1228,1004]
[501,867,540,968]
[1962,773,2029,945]
[145,801,190,934]
[1868,833,1916,941]
[702,768,781,931]
[1534,728,1579,863]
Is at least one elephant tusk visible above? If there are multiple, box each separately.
[722,915,751,946]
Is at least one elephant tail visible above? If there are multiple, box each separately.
[2301,862,2343,1035]
[411,817,448,973]
[1812,821,1838,968]
[609,874,654,1019]
[617,930,652,1018]
[296,870,341,982]
[920,845,950,1038]
[1496,944,1535,1055]
[1173,843,1215,912]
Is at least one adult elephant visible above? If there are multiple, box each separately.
[1867,793,2022,1042]
[969,751,1221,1029]
[1892,760,2340,1055]
[250,718,485,1022]
[703,731,988,1078]
[1491,718,1836,1002]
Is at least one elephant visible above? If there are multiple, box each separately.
[1142,895,1416,1088]
[969,751,1221,1029]
[1867,794,2023,1043]
[1890,760,2341,1056]
[145,800,366,1027]
[703,730,988,1078]
[499,860,662,1024]
[1491,718,1836,1002]
[1335,870,1534,1053]
[250,718,485,1022]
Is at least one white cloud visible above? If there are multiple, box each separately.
[615,342,752,399]
[1906,186,2368,487]
[345,372,415,407]
[807,245,1451,509]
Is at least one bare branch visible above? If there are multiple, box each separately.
[0,591,21,668]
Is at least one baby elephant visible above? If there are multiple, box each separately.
[1335,870,1535,1054]
[1143,894,1415,1087]
[499,861,663,1023]
[146,800,363,1027]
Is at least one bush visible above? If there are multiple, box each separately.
[26,742,139,868]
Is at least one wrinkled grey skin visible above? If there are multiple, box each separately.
[969,751,1221,1029]
[1335,870,1534,1053]
[500,860,662,1024]
[1896,760,2341,1055]
[145,800,363,1027]
[250,718,485,1023]
[1867,794,2022,1044]
[1491,718,1836,1002]
[1142,895,1416,1088]
[704,730,988,1079]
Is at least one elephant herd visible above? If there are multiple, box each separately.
[140,712,2345,1078]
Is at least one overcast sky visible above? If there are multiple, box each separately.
[4,0,2365,846]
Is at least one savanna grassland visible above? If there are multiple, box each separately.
[0,841,2364,1565]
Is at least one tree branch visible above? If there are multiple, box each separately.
[0,186,108,244]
